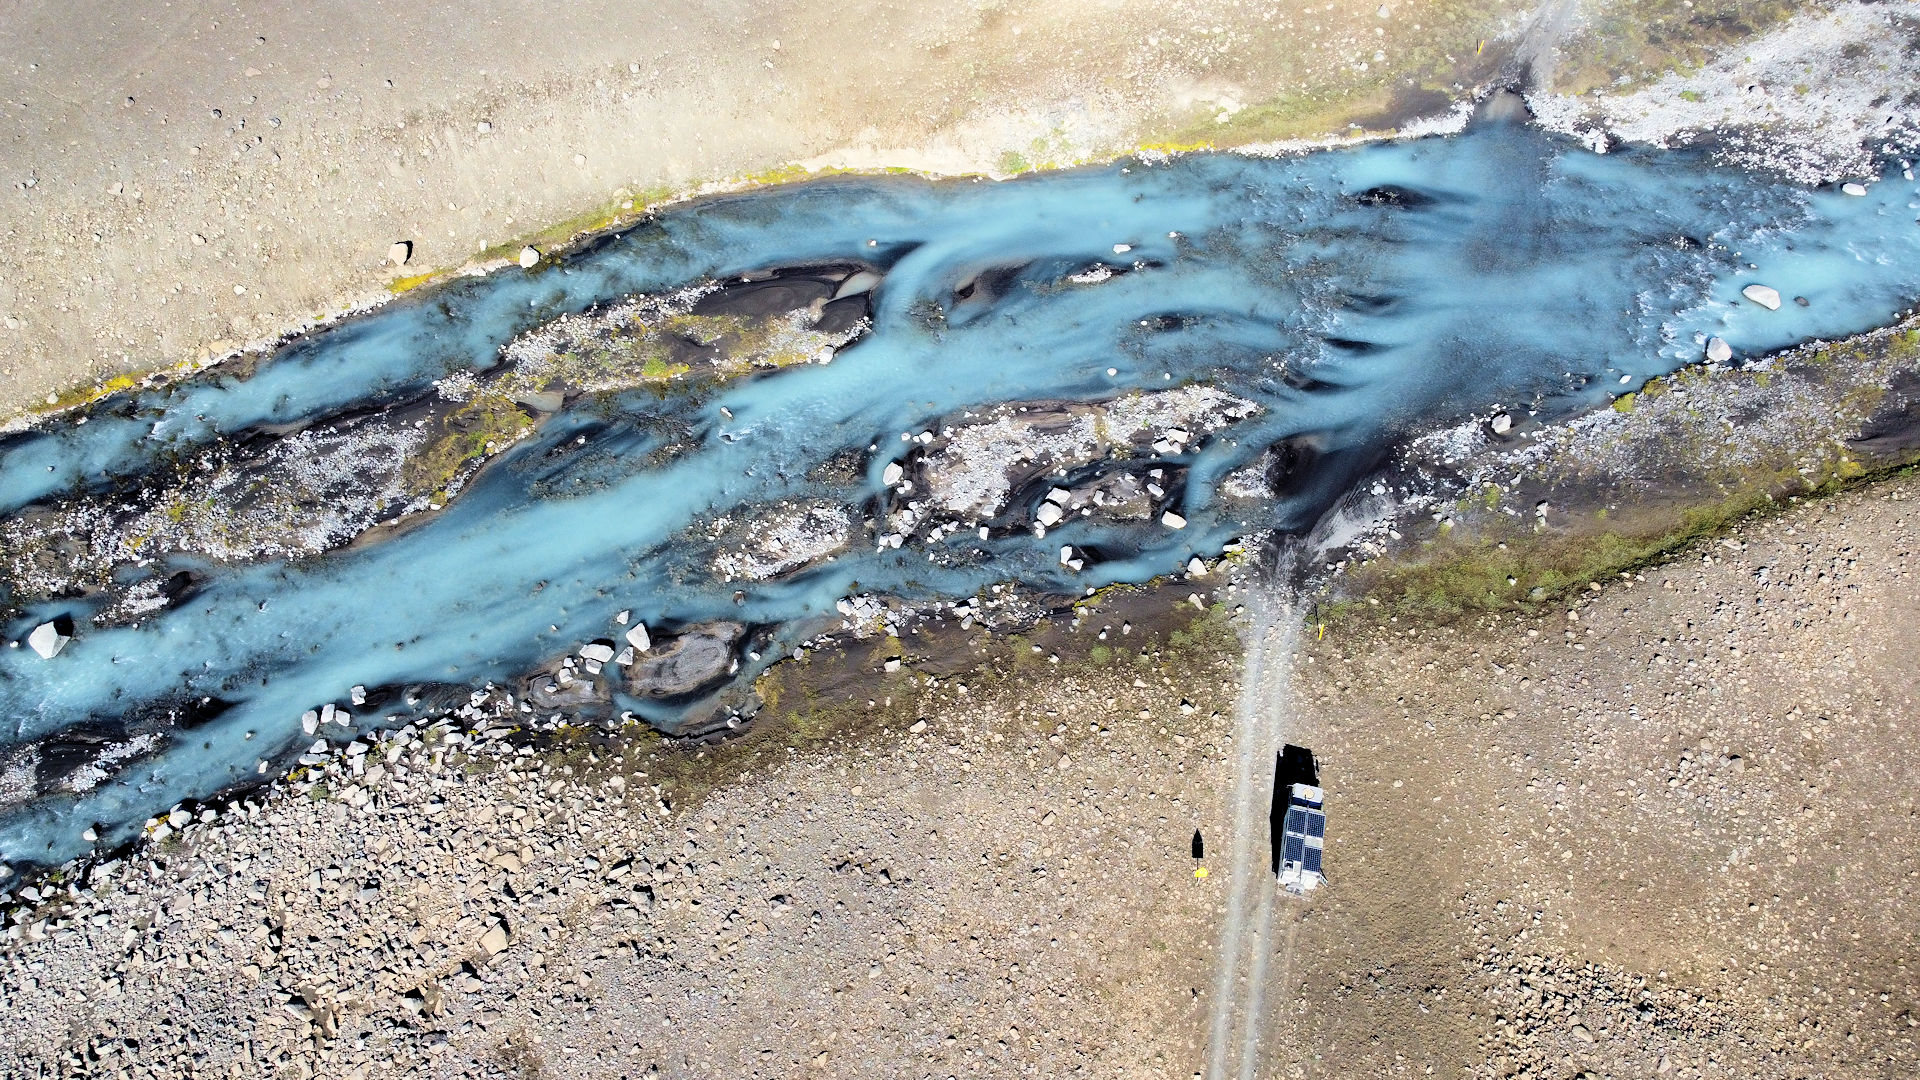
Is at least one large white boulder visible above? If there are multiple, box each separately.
[1741,284,1782,310]
[26,618,72,659]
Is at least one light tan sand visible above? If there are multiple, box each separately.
[0,0,1561,418]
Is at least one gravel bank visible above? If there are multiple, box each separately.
[3,475,1916,1077]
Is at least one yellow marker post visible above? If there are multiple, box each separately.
[1476,39,1485,55]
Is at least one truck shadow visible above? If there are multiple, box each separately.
[1270,744,1320,876]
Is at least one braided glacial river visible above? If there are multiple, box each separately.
[3,110,1919,870]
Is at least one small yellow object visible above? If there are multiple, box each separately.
[1194,867,1210,879]
[1476,39,1485,55]
[1317,622,1326,641]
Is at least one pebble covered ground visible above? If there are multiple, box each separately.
[1277,478,1920,1079]
[3,475,1915,1078]
[0,591,1243,1079]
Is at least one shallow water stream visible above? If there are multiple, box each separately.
[3,111,1918,869]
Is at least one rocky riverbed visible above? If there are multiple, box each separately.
[2,472,1915,1079]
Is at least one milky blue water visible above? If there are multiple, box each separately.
[3,114,1918,870]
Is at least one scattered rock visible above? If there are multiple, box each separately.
[519,246,541,269]
[387,241,412,267]
[478,921,510,957]
[1705,336,1732,363]
[580,642,616,664]
[1161,511,1188,529]
[1841,182,1868,196]
[1741,284,1781,310]
[1490,412,1513,435]
[523,661,610,711]
[882,461,904,486]
[625,623,651,652]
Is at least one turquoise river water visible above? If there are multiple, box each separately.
[2,113,1918,871]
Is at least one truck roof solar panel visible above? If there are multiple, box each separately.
[1278,781,1327,895]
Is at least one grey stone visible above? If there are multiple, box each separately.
[523,659,610,710]
[625,622,744,698]
[511,389,565,413]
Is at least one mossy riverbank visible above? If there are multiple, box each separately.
[1322,320,1920,630]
